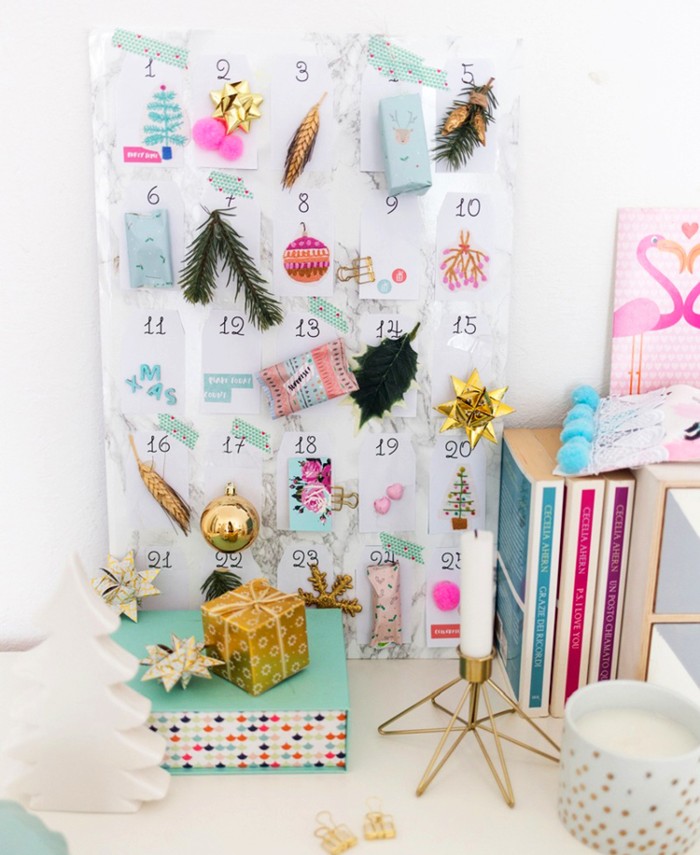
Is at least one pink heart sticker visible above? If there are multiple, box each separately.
[682,222,698,239]
[374,496,391,515]
[386,483,404,501]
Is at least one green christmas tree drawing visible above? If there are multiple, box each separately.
[443,466,476,530]
[143,86,187,160]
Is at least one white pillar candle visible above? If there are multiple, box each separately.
[459,530,495,658]
[576,707,698,758]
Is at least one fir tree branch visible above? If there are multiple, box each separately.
[215,210,284,331]
[433,79,498,170]
[200,569,242,602]
[179,211,220,304]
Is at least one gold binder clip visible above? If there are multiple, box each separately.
[331,486,359,512]
[337,257,375,284]
[314,812,358,854]
[363,799,396,841]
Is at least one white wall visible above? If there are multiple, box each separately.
[2,0,698,647]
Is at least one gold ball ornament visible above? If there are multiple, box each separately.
[200,483,260,552]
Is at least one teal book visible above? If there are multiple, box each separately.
[114,608,349,774]
[495,429,564,716]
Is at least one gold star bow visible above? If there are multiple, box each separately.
[210,80,263,134]
[91,551,161,622]
[141,634,224,692]
[435,369,514,448]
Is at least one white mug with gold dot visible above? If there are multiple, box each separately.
[558,680,700,855]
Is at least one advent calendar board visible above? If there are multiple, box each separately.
[90,30,522,658]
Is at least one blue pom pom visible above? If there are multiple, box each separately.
[563,403,595,425]
[561,417,595,443]
[557,437,592,474]
[571,385,600,409]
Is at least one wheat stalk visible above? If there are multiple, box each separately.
[129,435,191,535]
[282,92,327,189]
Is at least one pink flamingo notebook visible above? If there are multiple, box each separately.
[610,209,700,395]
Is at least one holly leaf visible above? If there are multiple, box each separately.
[350,324,420,428]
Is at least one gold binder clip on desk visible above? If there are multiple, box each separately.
[337,257,375,284]
[331,486,359,512]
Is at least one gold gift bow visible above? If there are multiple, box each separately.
[206,581,296,680]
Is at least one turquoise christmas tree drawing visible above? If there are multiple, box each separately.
[143,85,187,160]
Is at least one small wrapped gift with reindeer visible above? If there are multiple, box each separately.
[379,93,432,196]
[201,578,309,696]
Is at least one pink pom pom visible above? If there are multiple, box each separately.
[432,580,460,612]
[219,132,244,161]
[193,117,226,151]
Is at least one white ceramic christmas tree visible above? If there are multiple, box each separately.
[6,555,170,812]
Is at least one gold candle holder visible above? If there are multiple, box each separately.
[377,649,560,806]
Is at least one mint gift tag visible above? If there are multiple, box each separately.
[125,211,174,288]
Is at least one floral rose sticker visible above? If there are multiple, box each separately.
[289,457,332,530]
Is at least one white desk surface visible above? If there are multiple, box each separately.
[1,654,698,855]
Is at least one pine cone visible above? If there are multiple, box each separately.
[441,104,470,135]
[473,111,487,146]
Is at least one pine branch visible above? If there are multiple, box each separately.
[179,212,220,304]
[215,210,284,331]
[350,323,420,428]
[434,79,497,170]
[200,569,242,602]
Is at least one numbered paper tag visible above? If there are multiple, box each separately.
[124,431,189,532]
[273,311,339,362]
[431,303,495,409]
[360,194,422,300]
[426,547,461,648]
[435,193,495,301]
[277,543,333,597]
[272,56,333,175]
[118,181,184,291]
[201,182,261,270]
[142,544,190,610]
[201,310,262,413]
[354,545,413,646]
[194,540,262,591]
[358,433,415,533]
[360,69,419,172]
[358,314,417,417]
[435,59,497,174]
[276,433,332,529]
[288,458,332,532]
[429,437,486,534]
[273,188,334,297]
[115,54,187,167]
[120,310,185,414]
[202,433,263,514]
[190,54,263,170]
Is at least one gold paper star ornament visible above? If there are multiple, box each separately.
[435,369,514,448]
[210,80,263,134]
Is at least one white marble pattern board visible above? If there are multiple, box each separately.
[90,29,522,658]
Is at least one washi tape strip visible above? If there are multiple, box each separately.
[380,532,425,564]
[231,418,272,454]
[112,29,189,69]
[307,297,349,334]
[367,36,448,90]
[208,171,255,201]
[158,414,199,449]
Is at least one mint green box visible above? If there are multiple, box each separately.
[114,608,349,775]
[379,93,432,195]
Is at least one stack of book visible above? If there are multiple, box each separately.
[495,428,635,717]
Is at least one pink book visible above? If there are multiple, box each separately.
[587,472,635,684]
[610,208,700,396]
[549,478,605,716]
